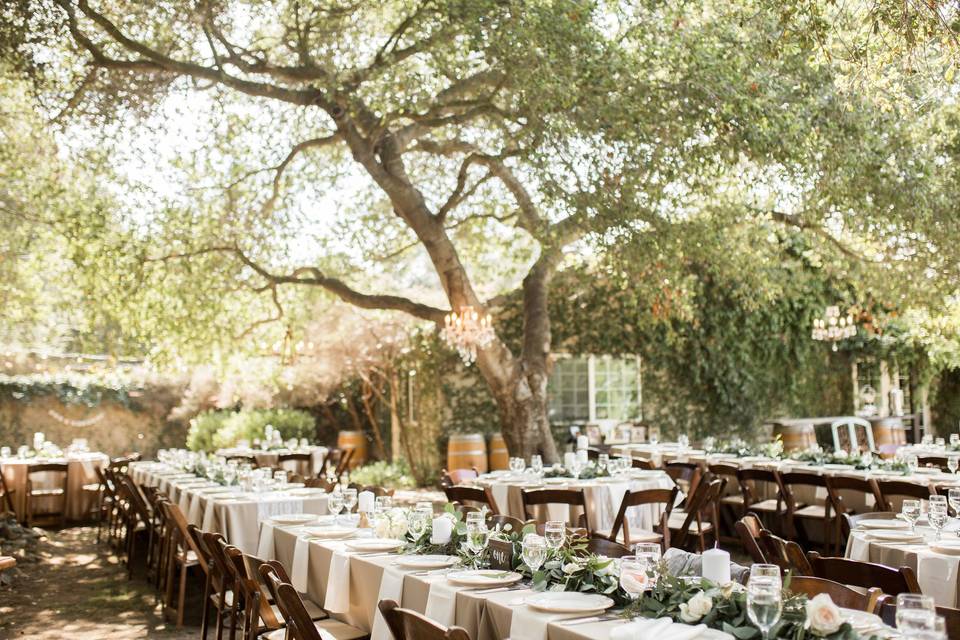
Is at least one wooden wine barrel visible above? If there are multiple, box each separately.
[337,430,367,469]
[488,433,509,471]
[447,433,488,473]
[870,416,907,455]
[772,423,817,453]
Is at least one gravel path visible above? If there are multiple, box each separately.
[0,526,199,640]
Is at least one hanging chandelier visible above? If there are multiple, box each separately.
[811,305,857,351]
[440,306,495,365]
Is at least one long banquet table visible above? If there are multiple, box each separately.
[214,446,328,476]
[1,452,109,521]
[261,522,734,640]
[471,469,676,535]
[131,461,329,553]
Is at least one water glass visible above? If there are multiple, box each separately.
[465,510,485,527]
[949,456,959,475]
[521,533,547,572]
[949,489,960,523]
[342,488,358,513]
[530,455,544,476]
[896,594,936,634]
[544,520,565,550]
[597,454,609,474]
[328,491,344,518]
[408,510,429,538]
[620,555,649,599]
[929,496,949,540]
[951,433,960,448]
[936,438,946,451]
[509,457,526,474]
[0,446,10,459]
[274,471,288,488]
[902,499,922,533]
[416,501,434,517]
[466,521,490,555]
[746,580,783,640]
[749,563,782,588]
[375,495,393,513]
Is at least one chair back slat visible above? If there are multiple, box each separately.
[521,488,590,532]
[607,487,678,547]
[807,551,921,595]
[444,486,498,514]
[788,575,882,612]
[585,537,631,558]
[875,480,932,512]
[759,529,813,575]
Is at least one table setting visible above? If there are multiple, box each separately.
[257,490,899,640]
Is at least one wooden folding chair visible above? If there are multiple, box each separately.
[824,475,884,553]
[378,599,471,640]
[0,466,15,515]
[161,500,205,627]
[807,551,921,595]
[668,478,724,552]
[735,513,767,564]
[875,479,932,512]
[444,485,499,514]
[521,488,591,532]
[25,462,69,527]
[259,561,366,640]
[736,467,788,531]
[601,486,677,550]
[759,529,813,575]
[788,576,882,612]
[585,537,632,558]
[780,471,833,550]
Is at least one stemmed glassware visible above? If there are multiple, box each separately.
[530,455,543,478]
[509,457,526,474]
[342,488,358,515]
[597,454,609,475]
[929,495,949,541]
[902,499,922,533]
[951,433,960,448]
[896,594,936,635]
[544,520,565,551]
[746,578,783,640]
[466,519,490,557]
[521,533,547,573]
[619,555,649,599]
[906,454,920,475]
[949,455,959,475]
[328,491,344,524]
[408,510,429,538]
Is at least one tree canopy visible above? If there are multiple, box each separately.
[2,0,959,454]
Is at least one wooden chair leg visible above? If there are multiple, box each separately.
[200,571,212,640]
[177,560,187,627]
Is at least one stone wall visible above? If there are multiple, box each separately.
[0,391,185,459]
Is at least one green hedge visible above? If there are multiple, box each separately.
[186,408,316,452]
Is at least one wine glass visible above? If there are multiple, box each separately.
[530,455,544,477]
[465,510,485,528]
[521,533,547,573]
[597,454,609,475]
[619,555,649,599]
[544,520,565,550]
[342,488,358,514]
[274,470,288,489]
[509,457,526,474]
[949,456,959,475]
[746,579,782,640]
[633,542,661,586]
[466,520,490,555]
[929,496,948,540]
[902,499,922,533]
[408,510,429,538]
[375,495,393,512]
[896,594,936,633]
[328,491,344,523]
[749,564,782,588]
[416,501,434,517]
[951,433,960,449]
[570,456,584,480]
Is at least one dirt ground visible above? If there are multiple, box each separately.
[0,526,200,640]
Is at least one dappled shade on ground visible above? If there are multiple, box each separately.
[0,526,198,640]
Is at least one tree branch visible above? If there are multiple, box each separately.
[766,210,883,262]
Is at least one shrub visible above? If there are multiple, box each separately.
[349,460,416,490]
[186,410,229,452]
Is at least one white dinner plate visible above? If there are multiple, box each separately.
[525,591,614,613]
[930,540,960,555]
[304,526,356,540]
[856,519,909,530]
[866,530,925,542]
[278,482,306,490]
[270,513,317,525]
[446,569,523,587]
[595,477,624,483]
[544,478,569,485]
[394,555,458,569]
[345,538,404,552]
[913,467,941,474]
[841,608,885,634]
[823,463,855,470]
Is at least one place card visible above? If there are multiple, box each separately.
[488,539,513,570]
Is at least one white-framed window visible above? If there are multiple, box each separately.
[547,354,642,424]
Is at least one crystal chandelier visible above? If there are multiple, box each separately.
[440,306,495,365]
[811,305,857,351]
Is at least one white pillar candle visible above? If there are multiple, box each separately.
[564,452,577,470]
[576,449,589,465]
[430,516,453,544]
[576,435,589,451]
[358,490,375,513]
[701,547,731,585]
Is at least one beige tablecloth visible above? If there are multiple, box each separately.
[1,453,109,521]
[474,471,676,534]
[847,523,960,606]
[131,462,329,554]
[266,528,750,640]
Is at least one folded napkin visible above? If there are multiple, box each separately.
[257,522,277,559]
[611,617,701,640]
[370,565,406,640]
[663,548,750,584]
[290,534,311,592]
[256,497,303,522]
[324,549,352,613]
[424,579,463,627]
[508,603,587,640]
[862,532,924,544]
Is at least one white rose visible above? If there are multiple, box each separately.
[562,562,580,574]
[374,519,390,538]
[619,568,650,594]
[806,593,842,636]
[549,583,566,592]
[679,591,713,623]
